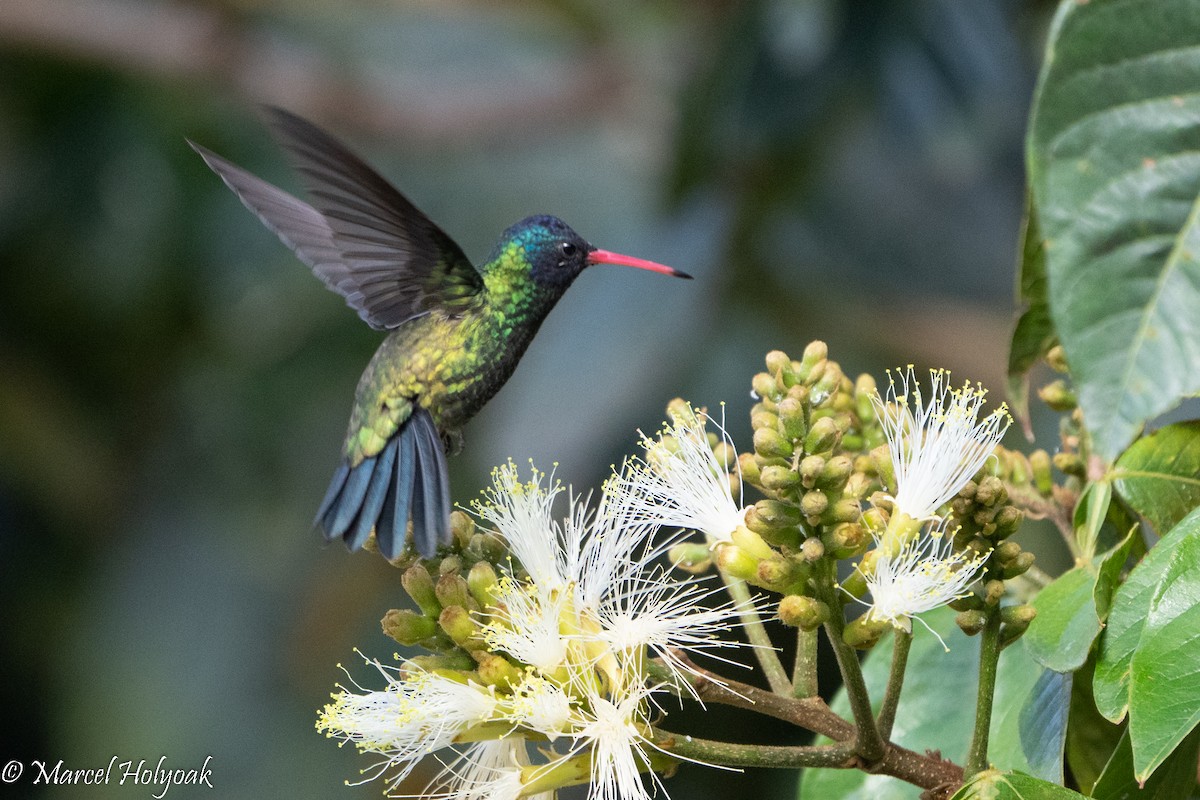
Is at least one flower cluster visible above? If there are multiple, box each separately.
[318,461,748,799]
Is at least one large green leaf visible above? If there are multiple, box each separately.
[1094,507,1200,723]
[1027,0,1200,462]
[798,608,1039,800]
[1092,726,1200,800]
[951,770,1087,800]
[1128,529,1200,781]
[1024,567,1102,673]
[1008,197,1056,431]
[1112,421,1200,535]
[1017,669,1070,784]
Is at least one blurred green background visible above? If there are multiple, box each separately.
[0,1,1060,797]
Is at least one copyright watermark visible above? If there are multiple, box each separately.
[1,756,213,798]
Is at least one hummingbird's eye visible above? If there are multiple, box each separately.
[559,241,578,258]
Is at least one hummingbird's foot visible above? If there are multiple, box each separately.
[442,429,464,456]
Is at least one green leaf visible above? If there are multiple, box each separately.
[1027,0,1200,462]
[950,770,1088,800]
[1024,567,1102,673]
[1065,655,1125,795]
[797,607,1041,800]
[1094,507,1200,723]
[1095,528,1138,622]
[1018,669,1071,784]
[1128,529,1200,781]
[1008,196,1057,431]
[1092,726,1200,800]
[1074,480,1114,562]
[1113,421,1200,535]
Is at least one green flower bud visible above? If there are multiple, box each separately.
[984,579,1006,606]
[766,350,797,388]
[737,452,761,487]
[799,455,825,489]
[669,542,714,574]
[402,565,441,617]
[714,544,757,581]
[761,465,801,493]
[435,573,474,611]
[861,506,889,535]
[776,397,808,442]
[956,610,988,636]
[779,595,830,631]
[817,455,854,492]
[999,605,1038,648]
[854,374,878,423]
[476,653,522,689]
[732,525,776,560]
[756,557,799,591]
[381,608,438,645]
[754,427,793,459]
[799,340,828,375]
[822,498,863,526]
[804,416,840,455]
[992,506,1023,539]
[752,372,778,401]
[467,532,507,563]
[438,605,479,647]
[994,541,1022,564]
[404,652,475,673]
[1002,552,1036,579]
[1046,344,1069,373]
[666,397,700,427]
[1053,451,1086,478]
[1029,449,1053,495]
[949,594,983,612]
[786,383,811,405]
[467,561,500,607]
[711,441,737,471]
[748,499,802,530]
[799,490,829,521]
[824,522,869,559]
[871,445,896,494]
[1038,379,1077,411]
[450,510,476,549]
[975,476,1007,507]
[843,614,891,649]
[800,537,825,562]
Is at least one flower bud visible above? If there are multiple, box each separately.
[435,573,475,611]
[843,614,890,649]
[822,498,863,526]
[732,525,776,560]
[949,593,983,612]
[752,372,778,401]
[861,506,889,535]
[854,374,878,423]
[824,522,868,559]
[1046,344,1069,373]
[737,452,761,487]
[999,605,1037,648]
[992,506,1023,539]
[817,455,854,492]
[1029,449,1053,495]
[984,579,1006,606]
[1053,451,1086,478]
[779,595,829,631]
[747,499,802,531]
[714,543,757,581]
[404,652,475,673]
[799,455,825,488]
[761,464,801,493]
[402,565,441,617]
[467,561,500,607]
[476,652,522,689]
[804,416,840,455]
[667,397,700,427]
[711,441,737,471]
[994,541,1022,564]
[956,610,988,636]
[793,538,822,565]
[382,608,438,645]
[1038,379,1077,411]
[756,557,800,591]
[669,542,714,574]
[799,490,828,521]
[438,605,479,647]
[776,397,808,442]
[450,510,476,549]
[871,445,896,494]
[766,350,797,388]
[754,427,793,459]
[1002,551,1036,579]
[798,340,828,376]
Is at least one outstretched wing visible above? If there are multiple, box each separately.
[189,109,483,329]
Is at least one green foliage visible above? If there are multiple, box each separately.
[1022,0,1200,462]
[1113,421,1200,535]
[951,771,1088,800]
[1024,567,1102,673]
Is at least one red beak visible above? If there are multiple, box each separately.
[587,248,692,279]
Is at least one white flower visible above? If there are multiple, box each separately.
[872,367,1011,521]
[505,673,575,739]
[862,520,988,644]
[317,660,499,788]
[428,740,552,800]
[474,461,567,591]
[482,578,570,672]
[564,683,663,800]
[607,405,745,545]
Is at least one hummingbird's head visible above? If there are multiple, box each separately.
[501,215,691,292]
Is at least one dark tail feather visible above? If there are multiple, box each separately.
[315,408,450,559]
[410,410,452,558]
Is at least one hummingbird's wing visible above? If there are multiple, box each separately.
[189,111,483,330]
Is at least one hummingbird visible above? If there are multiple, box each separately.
[189,108,690,560]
